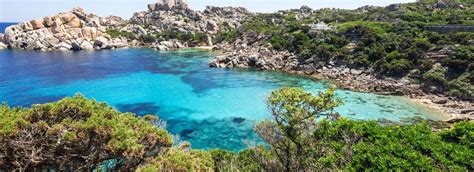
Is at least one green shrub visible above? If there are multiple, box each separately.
[137,148,214,171]
[106,29,135,39]
[0,94,173,170]
[192,32,208,42]
[269,35,288,50]
[423,65,448,86]
[337,21,393,35]
[138,35,157,43]
[214,30,238,44]
[443,46,473,72]
[377,51,413,74]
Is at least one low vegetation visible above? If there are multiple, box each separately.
[230,1,473,100]
[1,89,472,171]
[106,29,135,39]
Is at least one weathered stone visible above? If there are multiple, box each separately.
[135,25,147,35]
[386,4,400,11]
[433,2,448,9]
[94,36,109,48]
[81,27,97,41]
[44,36,60,47]
[0,42,7,49]
[80,41,94,50]
[23,22,34,31]
[71,41,82,51]
[148,3,157,12]
[59,13,76,23]
[206,20,219,32]
[54,42,72,51]
[350,69,363,75]
[64,18,82,28]
[30,19,45,29]
[432,98,448,104]
[43,16,54,27]
[461,107,474,114]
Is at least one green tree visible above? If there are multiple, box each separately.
[255,87,341,171]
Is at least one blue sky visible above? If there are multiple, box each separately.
[0,0,414,22]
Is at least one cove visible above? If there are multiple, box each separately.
[0,48,445,151]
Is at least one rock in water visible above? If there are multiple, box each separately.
[54,42,72,51]
[80,41,94,50]
[71,41,82,51]
[0,42,7,49]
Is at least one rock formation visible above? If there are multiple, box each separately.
[3,7,127,51]
[129,2,253,49]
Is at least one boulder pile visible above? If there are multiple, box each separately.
[2,7,127,51]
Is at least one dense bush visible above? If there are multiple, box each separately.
[241,1,473,100]
[0,94,173,171]
[106,29,135,39]
[337,21,392,35]
[214,30,238,44]
[253,88,473,171]
[137,148,214,171]
[138,35,157,43]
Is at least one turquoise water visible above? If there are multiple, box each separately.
[0,48,445,150]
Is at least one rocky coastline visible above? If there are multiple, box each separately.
[208,40,473,121]
[0,2,471,122]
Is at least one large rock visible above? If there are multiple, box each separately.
[54,42,72,51]
[461,107,474,114]
[64,18,82,28]
[206,20,219,33]
[0,42,7,49]
[148,3,156,12]
[59,13,76,23]
[387,4,401,11]
[30,19,45,29]
[433,2,448,9]
[71,41,82,51]
[2,7,127,51]
[135,25,147,35]
[43,16,54,27]
[94,36,109,49]
[82,27,97,41]
[432,98,448,104]
[80,41,94,50]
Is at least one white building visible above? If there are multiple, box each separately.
[311,21,332,31]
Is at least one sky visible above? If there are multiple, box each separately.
[0,0,414,22]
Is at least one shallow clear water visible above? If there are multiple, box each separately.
[0,48,445,150]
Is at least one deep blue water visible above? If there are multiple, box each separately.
[0,23,16,33]
[0,48,445,150]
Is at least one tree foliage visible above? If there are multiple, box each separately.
[255,87,341,171]
[0,94,173,171]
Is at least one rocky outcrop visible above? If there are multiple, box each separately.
[3,7,128,51]
[129,3,253,47]
[151,39,186,50]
